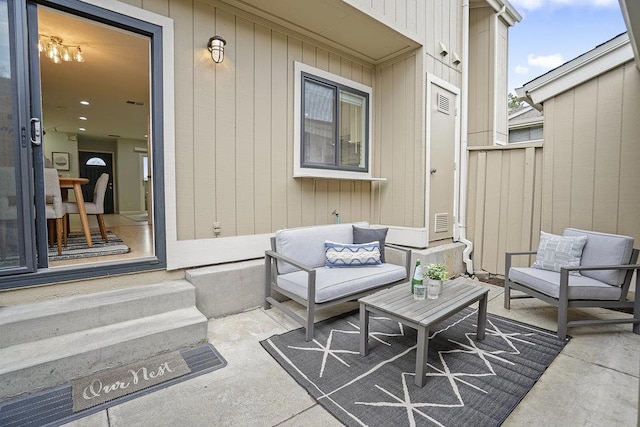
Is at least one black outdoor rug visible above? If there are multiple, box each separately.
[48,231,130,261]
[261,308,569,427]
[0,344,226,427]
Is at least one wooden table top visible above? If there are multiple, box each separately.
[58,177,89,188]
[359,277,489,327]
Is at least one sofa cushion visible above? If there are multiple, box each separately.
[275,222,369,274]
[563,228,634,286]
[509,267,621,301]
[353,226,388,262]
[277,263,407,303]
[532,231,587,274]
[325,241,382,267]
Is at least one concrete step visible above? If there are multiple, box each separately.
[0,280,196,349]
[0,281,207,400]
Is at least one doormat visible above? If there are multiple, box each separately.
[261,309,569,427]
[71,350,191,412]
[48,231,130,261]
[0,343,226,427]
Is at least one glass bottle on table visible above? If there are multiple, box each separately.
[411,260,423,294]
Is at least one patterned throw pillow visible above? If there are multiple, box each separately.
[325,241,382,267]
[532,231,587,274]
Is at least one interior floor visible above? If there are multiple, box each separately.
[49,213,153,267]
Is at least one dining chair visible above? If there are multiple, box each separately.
[44,168,67,256]
[64,173,109,242]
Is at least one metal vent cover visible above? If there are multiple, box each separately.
[437,93,450,114]
[434,213,449,233]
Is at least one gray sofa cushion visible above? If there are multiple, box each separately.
[563,228,634,286]
[277,263,407,303]
[275,222,369,274]
[509,267,621,301]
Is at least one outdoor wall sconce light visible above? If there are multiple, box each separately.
[207,36,226,63]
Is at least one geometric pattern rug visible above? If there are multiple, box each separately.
[48,231,130,261]
[261,308,569,427]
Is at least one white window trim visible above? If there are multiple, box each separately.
[293,61,379,181]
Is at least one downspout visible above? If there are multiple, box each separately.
[458,0,474,275]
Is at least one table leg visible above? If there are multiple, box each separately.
[72,183,93,248]
[415,326,429,387]
[359,303,370,356]
[476,292,488,340]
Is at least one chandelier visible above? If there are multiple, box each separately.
[38,34,84,64]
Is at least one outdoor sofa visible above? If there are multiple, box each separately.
[264,222,411,341]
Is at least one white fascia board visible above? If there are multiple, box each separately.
[484,0,523,26]
[521,34,633,105]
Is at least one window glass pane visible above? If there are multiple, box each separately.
[530,125,543,140]
[303,79,335,166]
[85,157,106,166]
[0,0,21,267]
[339,90,366,168]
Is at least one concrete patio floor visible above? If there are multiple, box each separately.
[64,282,639,427]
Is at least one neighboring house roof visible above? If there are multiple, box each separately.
[515,33,634,109]
[508,105,543,129]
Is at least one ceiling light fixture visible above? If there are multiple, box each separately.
[80,100,90,105]
[79,127,86,131]
[79,116,87,120]
[207,36,226,64]
[38,34,85,64]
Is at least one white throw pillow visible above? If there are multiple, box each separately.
[532,231,587,274]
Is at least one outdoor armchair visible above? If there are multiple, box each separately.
[504,228,640,339]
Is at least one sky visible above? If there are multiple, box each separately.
[508,0,628,93]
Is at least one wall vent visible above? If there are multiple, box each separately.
[437,93,450,114]
[126,100,145,106]
[434,213,449,233]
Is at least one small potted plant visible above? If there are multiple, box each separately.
[425,263,448,298]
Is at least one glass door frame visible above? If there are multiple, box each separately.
[0,0,167,289]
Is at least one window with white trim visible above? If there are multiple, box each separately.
[294,62,374,180]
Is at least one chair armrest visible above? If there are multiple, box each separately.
[264,249,315,273]
[506,250,537,256]
[561,264,640,273]
[384,243,412,279]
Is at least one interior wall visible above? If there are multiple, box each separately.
[116,138,145,213]
[43,132,79,177]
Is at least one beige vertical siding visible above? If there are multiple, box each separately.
[467,144,544,275]
[467,62,640,276]
[164,0,395,239]
[345,0,422,40]
[542,63,640,241]
[468,7,493,147]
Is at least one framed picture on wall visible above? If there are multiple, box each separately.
[52,152,70,171]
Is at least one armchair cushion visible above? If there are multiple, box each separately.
[563,228,634,286]
[277,263,407,303]
[325,241,381,267]
[353,226,388,262]
[532,231,587,274]
[510,267,622,301]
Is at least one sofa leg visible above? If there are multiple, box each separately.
[305,304,315,342]
[504,279,511,310]
[633,278,640,334]
[263,257,272,310]
[557,304,568,340]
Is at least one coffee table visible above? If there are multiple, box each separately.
[359,277,489,387]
